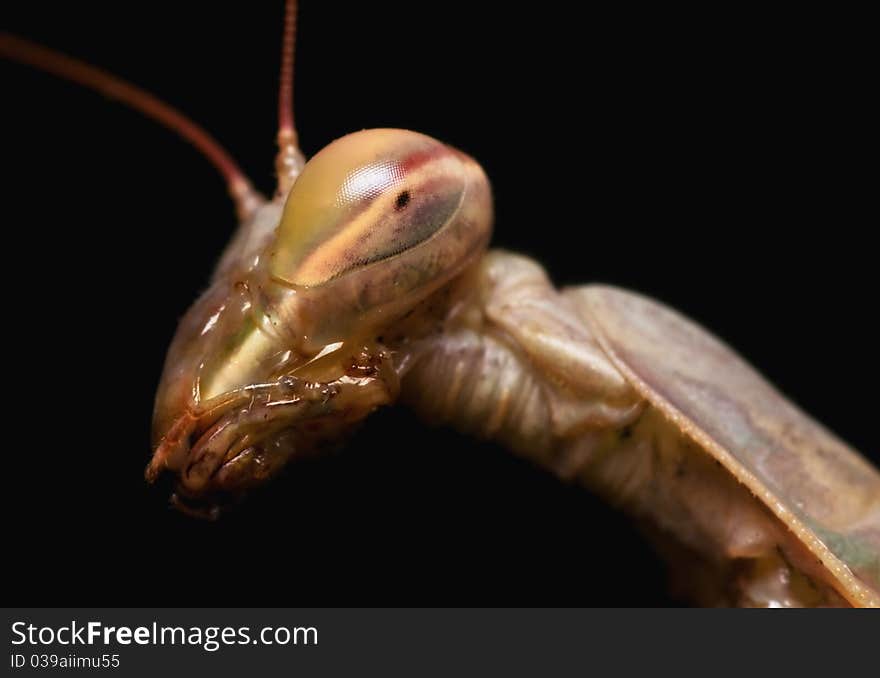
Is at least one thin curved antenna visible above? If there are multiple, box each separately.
[0,32,264,219]
[275,0,306,196]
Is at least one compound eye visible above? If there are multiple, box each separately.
[269,129,465,287]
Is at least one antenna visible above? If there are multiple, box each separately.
[0,32,264,220]
[275,0,307,196]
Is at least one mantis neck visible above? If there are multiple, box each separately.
[397,249,851,607]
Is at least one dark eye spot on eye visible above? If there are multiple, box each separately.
[394,191,411,211]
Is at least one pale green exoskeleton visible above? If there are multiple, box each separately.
[5,1,877,607]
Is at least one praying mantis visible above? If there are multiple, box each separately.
[3,2,877,607]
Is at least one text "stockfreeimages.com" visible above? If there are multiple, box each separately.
[11,621,318,652]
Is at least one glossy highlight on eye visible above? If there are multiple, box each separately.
[336,160,404,208]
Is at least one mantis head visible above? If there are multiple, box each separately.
[147,129,492,516]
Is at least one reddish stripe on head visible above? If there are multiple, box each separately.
[400,144,454,175]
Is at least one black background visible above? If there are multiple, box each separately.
[4,3,875,605]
